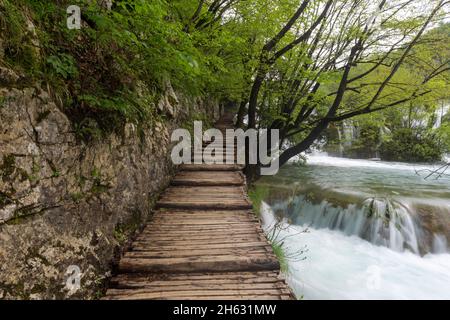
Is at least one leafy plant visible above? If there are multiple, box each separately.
[46,54,78,79]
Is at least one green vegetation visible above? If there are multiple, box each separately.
[380,128,444,162]
[0,0,243,140]
[248,184,269,216]
[322,22,450,162]
[1,1,448,164]
[113,209,143,245]
[271,242,288,273]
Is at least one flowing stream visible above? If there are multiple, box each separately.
[256,154,450,299]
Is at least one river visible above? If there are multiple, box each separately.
[256,154,450,299]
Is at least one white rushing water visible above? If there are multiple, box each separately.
[258,154,450,299]
[261,203,450,300]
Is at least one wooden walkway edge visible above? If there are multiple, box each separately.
[103,113,294,300]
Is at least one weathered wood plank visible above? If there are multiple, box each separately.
[124,248,270,259]
[111,271,280,282]
[157,202,252,210]
[180,164,244,171]
[103,292,292,300]
[150,209,253,216]
[107,282,287,294]
[118,255,280,273]
[171,171,245,186]
[142,225,263,233]
[131,241,273,251]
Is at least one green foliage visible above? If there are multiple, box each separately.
[248,184,269,216]
[46,54,78,79]
[113,209,143,245]
[0,0,38,71]
[271,242,288,273]
[380,128,444,162]
[346,124,381,159]
[1,0,244,139]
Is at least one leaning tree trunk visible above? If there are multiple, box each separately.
[235,99,248,128]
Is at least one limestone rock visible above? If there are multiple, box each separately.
[0,67,19,86]
[0,83,219,299]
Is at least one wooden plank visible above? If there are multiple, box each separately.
[142,225,262,233]
[133,237,264,246]
[141,227,263,235]
[171,179,244,187]
[111,271,281,283]
[157,201,252,210]
[131,241,273,251]
[136,231,267,240]
[171,171,245,186]
[103,292,292,300]
[150,210,255,217]
[143,223,260,230]
[162,190,245,197]
[111,278,283,289]
[150,209,253,215]
[159,193,246,200]
[118,255,280,273]
[124,248,270,259]
[147,219,258,226]
[107,282,287,294]
[150,214,256,220]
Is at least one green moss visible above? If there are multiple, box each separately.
[90,168,111,195]
[70,192,84,203]
[0,96,6,108]
[113,226,128,245]
[0,95,15,109]
[113,210,144,245]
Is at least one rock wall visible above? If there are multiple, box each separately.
[0,82,219,299]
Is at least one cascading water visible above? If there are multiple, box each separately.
[269,195,432,254]
[256,154,450,299]
[433,102,449,129]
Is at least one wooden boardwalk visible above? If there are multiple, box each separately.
[104,114,293,300]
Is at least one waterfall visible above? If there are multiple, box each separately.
[433,102,449,129]
[336,126,344,157]
[269,195,447,255]
[260,202,450,300]
[342,121,354,147]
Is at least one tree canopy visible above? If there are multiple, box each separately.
[1,0,449,168]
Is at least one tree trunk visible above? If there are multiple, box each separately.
[279,120,329,167]
[235,99,248,128]
[247,71,265,129]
